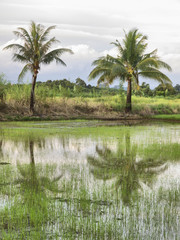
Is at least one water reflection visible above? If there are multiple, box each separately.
[87,132,169,204]
[0,140,64,235]
[0,122,179,239]
[0,140,10,165]
[16,140,63,198]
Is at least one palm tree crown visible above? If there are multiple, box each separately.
[89,29,172,112]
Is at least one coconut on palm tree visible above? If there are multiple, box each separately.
[89,29,172,113]
[3,21,73,113]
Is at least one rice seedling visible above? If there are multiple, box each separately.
[0,121,179,239]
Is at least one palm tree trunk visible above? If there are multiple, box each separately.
[125,78,132,113]
[30,72,37,113]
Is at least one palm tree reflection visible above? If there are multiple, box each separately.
[13,140,64,227]
[87,132,167,204]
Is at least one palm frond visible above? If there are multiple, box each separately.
[88,66,111,80]
[111,63,127,78]
[42,48,73,64]
[30,21,37,39]
[137,57,159,69]
[13,31,32,49]
[40,25,56,43]
[96,76,106,86]
[16,27,33,48]
[54,57,66,66]
[157,60,172,71]
[111,40,124,55]
[139,68,172,83]
[144,49,158,59]
[40,37,59,55]
[18,63,32,82]
[91,56,107,66]
[3,43,25,52]
[12,53,28,63]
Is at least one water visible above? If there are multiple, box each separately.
[0,121,179,239]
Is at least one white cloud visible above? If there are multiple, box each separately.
[162,54,180,73]
[0,0,180,85]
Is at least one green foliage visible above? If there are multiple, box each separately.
[1,76,180,118]
[133,82,153,97]
[37,79,119,98]
[75,77,87,87]
[174,84,180,93]
[0,73,10,102]
[154,83,176,96]
[153,114,180,120]
[5,84,31,104]
[59,85,72,97]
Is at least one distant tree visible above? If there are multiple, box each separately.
[59,79,74,89]
[98,82,109,88]
[133,82,153,97]
[154,83,176,96]
[87,84,92,89]
[75,78,87,87]
[89,29,172,112]
[174,84,180,93]
[3,21,73,113]
[46,80,52,85]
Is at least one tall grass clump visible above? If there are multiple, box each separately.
[5,84,31,106]
[132,96,180,115]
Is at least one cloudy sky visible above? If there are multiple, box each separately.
[0,0,180,87]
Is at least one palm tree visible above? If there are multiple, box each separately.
[3,21,73,113]
[89,29,172,112]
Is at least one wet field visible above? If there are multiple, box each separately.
[0,120,179,239]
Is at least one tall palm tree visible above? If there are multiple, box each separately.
[3,21,73,113]
[89,29,172,112]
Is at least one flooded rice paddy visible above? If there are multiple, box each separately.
[0,120,179,239]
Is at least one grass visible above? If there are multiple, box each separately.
[0,166,179,239]
[1,90,180,120]
[152,114,180,120]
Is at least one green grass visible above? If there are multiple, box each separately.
[0,166,179,239]
[153,114,180,120]
[2,90,180,120]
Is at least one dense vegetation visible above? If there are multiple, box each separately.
[1,73,180,100]
[0,72,180,120]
